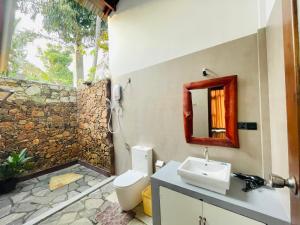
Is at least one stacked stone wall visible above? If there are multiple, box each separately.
[0,77,114,174]
[77,80,114,174]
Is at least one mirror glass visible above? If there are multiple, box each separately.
[191,86,226,138]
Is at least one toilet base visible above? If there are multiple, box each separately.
[114,178,149,211]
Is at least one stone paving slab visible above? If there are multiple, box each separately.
[39,182,149,225]
[0,164,107,225]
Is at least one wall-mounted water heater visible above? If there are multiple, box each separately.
[112,84,122,102]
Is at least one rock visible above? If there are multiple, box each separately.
[25,207,50,222]
[88,190,103,199]
[52,194,67,203]
[0,213,26,225]
[46,99,59,103]
[32,139,40,145]
[48,186,68,198]
[77,186,90,193]
[64,201,84,212]
[11,191,31,203]
[72,218,93,225]
[40,211,63,223]
[58,212,77,224]
[78,208,96,219]
[7,217,24,225]
[33,189,50,197]
[21,184,35,192]
[37,174,49,181]
[31,110,45,117]
[0,204,11,219]
[9,109,19,115]
[69,96,76,102]
[67,191,80,199]
[84,175,95,183]
[31,96,46,103]
[18,120,27,125]
[0,122,13,128]
[62,131,70,137]
[60,97,69,102]
[25,86,41,96]
[21,196,54,205]
[88,180,101,187]
[68,182,79,192]
[13,202,37,212]
[85,198,104,210]
[24,122,34,130]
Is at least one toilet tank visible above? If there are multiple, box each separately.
[132,146,153,176]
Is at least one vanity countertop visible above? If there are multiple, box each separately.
[151,161,290,225]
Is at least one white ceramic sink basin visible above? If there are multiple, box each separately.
[177,157,231,194]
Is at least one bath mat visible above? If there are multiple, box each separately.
[95,202,136,225]
[49,173,83,191]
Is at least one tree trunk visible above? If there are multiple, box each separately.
[0,0,17,73]
[91,16,102,81]
[75,41,84,86]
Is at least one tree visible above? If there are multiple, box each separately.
[39,44,73,85]
[40,0,96,85]
[89,18,109,81]
[8,19,38,78]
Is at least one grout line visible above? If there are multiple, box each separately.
[23,176,116,225]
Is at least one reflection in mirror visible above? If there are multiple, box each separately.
[191,89,208,137]
[191,86,226,139]
[208,87,226,138]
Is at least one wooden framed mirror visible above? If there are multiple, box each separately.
[183,75,239,148]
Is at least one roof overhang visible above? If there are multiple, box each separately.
[74,0,119,18]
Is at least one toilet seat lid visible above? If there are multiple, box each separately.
[114,170,145,187]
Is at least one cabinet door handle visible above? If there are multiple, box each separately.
[199,216,203,225]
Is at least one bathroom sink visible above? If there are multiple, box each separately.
[177,157,231,194]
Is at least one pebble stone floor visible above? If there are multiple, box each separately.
[0,164,107,225]
[39,182,149,225]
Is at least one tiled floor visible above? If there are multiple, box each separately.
[0,164,153,225]
[39,182,153,225]
[0,164,107,225]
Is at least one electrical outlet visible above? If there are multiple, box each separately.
[238,122,257,130]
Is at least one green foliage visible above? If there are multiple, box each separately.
[39,44,73,85]
[97,31,109,52]
[0,149,32,180]
[41,0,96,45]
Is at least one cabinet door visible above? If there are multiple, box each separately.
[160,187,203,225]
[203,202,265,225]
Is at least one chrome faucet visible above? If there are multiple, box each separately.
[203,147,209,162]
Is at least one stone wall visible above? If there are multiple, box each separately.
[0,78,79,173]
[0,77,114,175]
[77,80,114,174]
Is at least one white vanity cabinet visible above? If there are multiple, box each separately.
[160,187,265,225]
[160,186,203,225]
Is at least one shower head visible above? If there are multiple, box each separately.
[0,88,14,101]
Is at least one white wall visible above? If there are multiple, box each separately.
[108,0,258,76]
[265,0,276,21]
[266,0,290,218]
[258,0,276,27]
[112,34,265,177]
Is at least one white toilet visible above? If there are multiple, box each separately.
[113,146,153,211]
